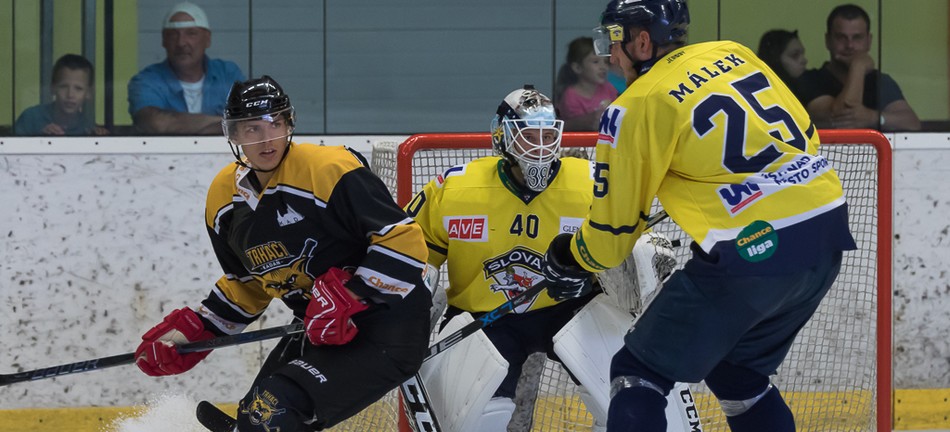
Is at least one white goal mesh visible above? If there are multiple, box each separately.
[357,130,891,432]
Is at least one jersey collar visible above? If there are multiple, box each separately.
[496,159,561,205]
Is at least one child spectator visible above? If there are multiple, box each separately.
[14,54,108,136]
[757,29,807,91]
[554,37,618,131]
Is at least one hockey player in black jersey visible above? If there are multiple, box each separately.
[133,75,432,431]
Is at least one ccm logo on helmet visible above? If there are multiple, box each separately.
[245,100,271,109]
[445,216,488,242]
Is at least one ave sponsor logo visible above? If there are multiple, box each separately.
[445,215,488,241]
[597,105,626,147]
[717,181,764,215]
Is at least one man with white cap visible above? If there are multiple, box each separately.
[128,1,245,134]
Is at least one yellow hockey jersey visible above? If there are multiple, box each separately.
[572,40,854,274]
[200,143,429,335]
[407,156,593,313]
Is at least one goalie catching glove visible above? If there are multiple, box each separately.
[135,307,216,376]
[542,233,595,301]
[632,231,678,302]
[305,267,368,345]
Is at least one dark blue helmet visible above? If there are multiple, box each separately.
[599,0,689,48]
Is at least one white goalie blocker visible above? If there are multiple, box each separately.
[553,232,703,432]
[418,312,511,432]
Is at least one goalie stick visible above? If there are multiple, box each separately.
[425,209,669,362]
[0,322,304,387]
[398,210,670,430]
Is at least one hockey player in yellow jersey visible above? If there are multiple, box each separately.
[133,76,432,431]
[539,1,857,432]
[406,86,611,431]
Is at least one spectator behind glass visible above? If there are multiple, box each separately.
[127,1,245,135]
[14,54,108,136]
[757,29,807,92]
[554,37,618,131]
[797,4,920,131]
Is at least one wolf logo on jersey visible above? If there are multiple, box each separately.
[484,246,545,313]
[251,238,318,300]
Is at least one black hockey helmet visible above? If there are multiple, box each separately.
[224,75,293,121]
[222,75,296,172]
[594,0,690,56]
[222,75,296,147]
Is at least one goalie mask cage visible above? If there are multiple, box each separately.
[323,130,891,432]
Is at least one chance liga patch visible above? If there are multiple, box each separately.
[736,220,778,262]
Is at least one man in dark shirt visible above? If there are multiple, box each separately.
[797,4,920,131]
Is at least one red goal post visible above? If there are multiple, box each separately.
[367,129,892,432]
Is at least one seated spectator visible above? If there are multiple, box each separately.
[14,54,108,136]
[554,37,618,131]
[127,1,245,134]
[757,29,807,92]
[797,4,920,131]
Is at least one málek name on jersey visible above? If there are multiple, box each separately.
[717,154,833,215]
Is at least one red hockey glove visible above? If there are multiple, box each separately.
[305,267,368,346]
[135,307,216,377]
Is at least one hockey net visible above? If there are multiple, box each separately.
[330,130,891,432]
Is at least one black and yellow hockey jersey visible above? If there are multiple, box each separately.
[407,156,593,313]
[199,143,429,335]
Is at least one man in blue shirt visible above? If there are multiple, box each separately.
[127,2,245,135]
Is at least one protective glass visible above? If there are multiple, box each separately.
[503,118,564,191]
[593,24,625,57]
[222,108,295,146]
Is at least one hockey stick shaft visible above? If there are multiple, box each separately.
[398,373,443,432]
[401,210,669,430]
[424,209,669,363]
[0,322,304,387]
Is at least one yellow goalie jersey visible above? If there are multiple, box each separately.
[407,156,593,313]
[572,40,855,273]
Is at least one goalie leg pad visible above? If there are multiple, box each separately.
[418,312,509,432]
[577,386,607,432]
[474,396,517,432]
[552,293,634,423]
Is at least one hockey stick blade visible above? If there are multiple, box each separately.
[196,400,237,432]
[0,322,304,387]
